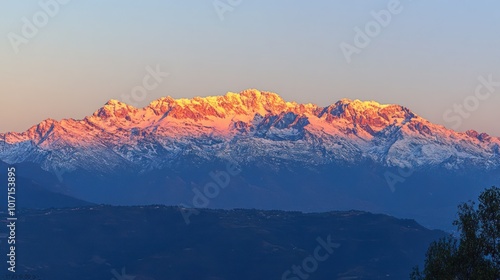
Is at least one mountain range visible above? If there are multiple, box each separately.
[1,89,498,229]
[8,206,446,280]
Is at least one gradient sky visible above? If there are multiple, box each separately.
[1,0,499,135]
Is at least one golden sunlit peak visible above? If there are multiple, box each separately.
[239,88,262,95]
[104,99,137,109]
[236,89,283,100]
[149,96,175,105]
[338,98,391,109]
[105,99,122,106]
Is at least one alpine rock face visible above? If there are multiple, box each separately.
[1,89,499,229]
[1,89,499,172]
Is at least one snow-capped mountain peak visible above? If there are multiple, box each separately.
[0,89,499,173]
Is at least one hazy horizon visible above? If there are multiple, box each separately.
[1,0,499,135]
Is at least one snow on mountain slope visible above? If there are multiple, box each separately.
[1,89,499,173]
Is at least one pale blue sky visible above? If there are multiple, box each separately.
[1,0,499,135]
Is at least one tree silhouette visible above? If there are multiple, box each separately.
[411,186,500,279]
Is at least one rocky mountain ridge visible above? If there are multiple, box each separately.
[1,89,499,173]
